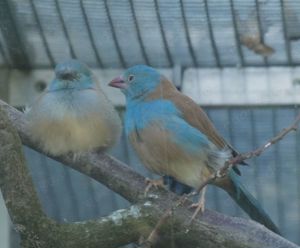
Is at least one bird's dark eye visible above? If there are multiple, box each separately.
[128,75,134,82]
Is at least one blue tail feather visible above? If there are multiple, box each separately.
[227,170,281,234]
[163,172,280,235]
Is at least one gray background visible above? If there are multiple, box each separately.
[0,0,299,246]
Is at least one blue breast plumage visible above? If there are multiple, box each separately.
[125,99,229,188]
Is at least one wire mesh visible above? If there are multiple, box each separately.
[0,0,299,246]
[1,0,300,68]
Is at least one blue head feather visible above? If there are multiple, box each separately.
[121,65,161,101]
[122,65,211,154]
[48,59,95,92]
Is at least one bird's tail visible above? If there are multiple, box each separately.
[225,169,281,235]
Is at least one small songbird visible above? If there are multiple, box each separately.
[25,59,121,156]
[109,65,280,234]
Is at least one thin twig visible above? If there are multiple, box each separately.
[138,195,187,248]
[138,112,300,241]
[139,209,172,248]
[0,100,299,248]
[196,112,300,193]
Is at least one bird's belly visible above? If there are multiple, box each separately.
[169,161,212,189]
[129,126,212,188]
[30,114,112,155]
[26,89,121,155]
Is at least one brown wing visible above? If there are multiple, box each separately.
[170,92,228,149]
[146,77,243,186]
[147,78,236,151]
[170,92,247,165]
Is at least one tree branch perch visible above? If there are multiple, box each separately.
[0,103,155,248]
[0,99,299,248]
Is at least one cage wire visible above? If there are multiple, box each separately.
[0,0,299,247]
[0,0,300,68]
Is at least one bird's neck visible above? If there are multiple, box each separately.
[48,79,95,92]
[125,99,179,135]
[144,77,177,101]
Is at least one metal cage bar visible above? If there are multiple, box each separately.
[271,109,284,229]
[295,107,300,244]
[0,0,30,68]
[128,0,150,65]
[154,0,173,67]
[80,0,103,67]
[179,0,197,67]
[30,0,55,67]
[254,0,268,66]
[280,0,293,65]
[250,109,263,202]
[1,0,300,69]
[62,166,81,220]
[0,39,9,66]
[103,0,126,67]
[226,108,241,215]
[206,109,222,212]
[229,0,245,66]
[54,0,76,59]
[40,155,62,220]
[203,0,221,67]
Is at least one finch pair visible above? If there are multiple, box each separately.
[25,60,280,234]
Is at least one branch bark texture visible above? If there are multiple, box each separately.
[0,99,299,248]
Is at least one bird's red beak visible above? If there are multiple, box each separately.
[108,76,126,89]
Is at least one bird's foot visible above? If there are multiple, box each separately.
[189,201,205,219]
[144,177,166,197]
[188,186,207,225]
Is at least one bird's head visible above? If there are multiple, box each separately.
[109,65,161,101]
[48,59,95,91]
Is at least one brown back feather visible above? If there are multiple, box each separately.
[146,77,232,150]
[146,77,242,189]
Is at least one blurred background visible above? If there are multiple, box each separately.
[0,0,300,247]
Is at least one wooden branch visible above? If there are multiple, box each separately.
[196,112,300,193]
[1,99,299,248]
[0,104,153,248]
[0,99,145,203]
[138,209,173,248]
